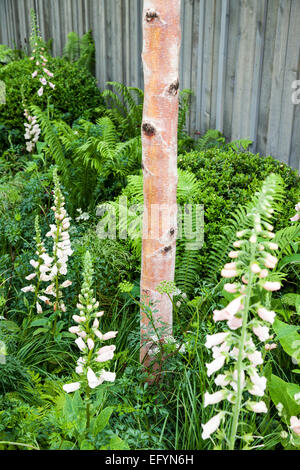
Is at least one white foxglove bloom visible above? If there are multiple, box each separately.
[257,307,276,324]
[204,391,226,407]
[206,356,226,377]
[69,326,80,334]
[247,401,267,413]
[201,412,223,440]
[63,382,81,393]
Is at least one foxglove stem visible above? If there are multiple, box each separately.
[229,245,255,450]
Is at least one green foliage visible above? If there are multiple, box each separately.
[0,45,23,66]
[63,30,95,75]
[179,148,300,284]
[0,57,103,153]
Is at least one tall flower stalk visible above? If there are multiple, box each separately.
[21,215,52,317]
[63,251,117,431]
[21,170,72,328]
[44,169,73,321]
[29,9,55,97]
[202,174,285,449]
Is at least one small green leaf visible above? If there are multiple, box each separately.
[92,406,113,436]
[108,434,130,450]
[80,439,94,450]
[269,374,300,419]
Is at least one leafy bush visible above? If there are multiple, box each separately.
[0,57,103,152]
[178,148,300,282]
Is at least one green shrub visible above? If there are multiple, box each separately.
[0,57,103,152]
[178,148,300,280]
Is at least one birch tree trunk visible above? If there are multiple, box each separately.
[140,0,181,369]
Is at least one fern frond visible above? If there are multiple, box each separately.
[206,174,285,282]
[30,105,70,184]
[63,32,81,63]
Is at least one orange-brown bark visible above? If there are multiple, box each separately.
[140,0,181,368]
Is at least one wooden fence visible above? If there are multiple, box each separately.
[0,0,299,170]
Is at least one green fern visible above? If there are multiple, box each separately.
[30,105,70,185]
[63,32,81,63]
[63,30,95,74]
[206,174,285,283]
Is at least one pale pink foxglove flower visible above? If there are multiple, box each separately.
[38,86,44,97]
[224,283,238,293]
[262,281,281,291]
[21,285,35,293]
[75,337,87,351]
[87,367,103,389]
[36,302,43,314]
[257,307,276,324]
[253,325,270,342]
[227,315,243,330]
[61,280,72,288]
[290,416,300,435]
[69,326,80,335]
[213,296,244,323]
[214,374,230,387]
[96,345,116,362]
[205,333,230,349]
[99,331,118,341]
[248,350,263,366]
[87,338,94,350]
[72,315,86,323]
[250,263,261,274]
[99,370,116,383]
[221,268,238,278]
[265,343,277,351]
[249,371,267,397]
[264,253,278,269]
[25,273,37,281]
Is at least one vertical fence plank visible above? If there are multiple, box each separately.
[266,0,292,158]
[0,0,299,170]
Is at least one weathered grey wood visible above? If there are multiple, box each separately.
[249,0,268,152]
[266,0,292,158]
[216,0,229,133]
[277,0,299,165]
[0,0,299,171]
